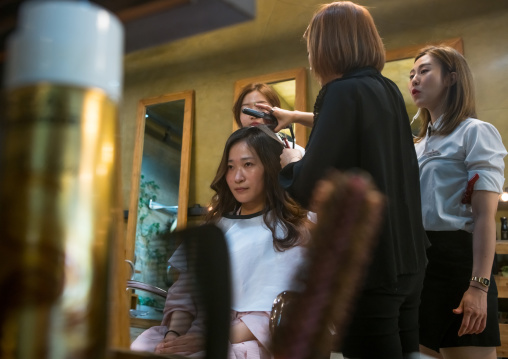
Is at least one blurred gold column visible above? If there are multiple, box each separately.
[0,84,117,358]
[0,1,125,358]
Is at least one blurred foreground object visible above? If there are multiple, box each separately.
[271,170,384,359]
[0,1,123,358]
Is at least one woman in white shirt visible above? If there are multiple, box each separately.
[409,45,507,359]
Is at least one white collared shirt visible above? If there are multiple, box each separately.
[415,117,507,232]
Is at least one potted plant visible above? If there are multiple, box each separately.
[133,175,172,310]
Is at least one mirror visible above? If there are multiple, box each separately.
[233,67,308,147]
[124,90,194,332]
[382,37,463,134]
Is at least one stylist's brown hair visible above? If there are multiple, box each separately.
[304,1,385,84]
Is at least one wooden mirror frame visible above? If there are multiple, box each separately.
[385,37,463,62]
[125,90,194,267]
[233,67,308,147]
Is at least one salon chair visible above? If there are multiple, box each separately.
[127,280,168,299]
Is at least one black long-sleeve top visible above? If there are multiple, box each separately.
[279,67,429,289]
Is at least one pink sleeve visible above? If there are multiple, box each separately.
[161,272,197,326]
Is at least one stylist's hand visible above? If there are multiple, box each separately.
[452,285,487,336]
[255,103,294,132]
[280,148,302,168]
[154,332,204,356]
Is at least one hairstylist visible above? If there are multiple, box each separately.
[277,2,429,358]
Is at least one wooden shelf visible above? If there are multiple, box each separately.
[497,241,508,357]
[499,324,508,357]
[497,241,508,254]
[495,275,508,298]
[499,201,508,211]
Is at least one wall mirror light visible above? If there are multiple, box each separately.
[124,90,194,330]
[382,37,463,135]
[233,67,308,147]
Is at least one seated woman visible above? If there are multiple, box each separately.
[131,126,310,358]
[233,82,307,155]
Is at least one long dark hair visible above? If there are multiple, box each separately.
[205,126,308,251]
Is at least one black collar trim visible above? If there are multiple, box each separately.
[223,208,266,219]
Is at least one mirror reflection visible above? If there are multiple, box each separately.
[233,67,308,147]
[134,100,184,287]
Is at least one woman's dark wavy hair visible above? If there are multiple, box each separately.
[205,126,309,251]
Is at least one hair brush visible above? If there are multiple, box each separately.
[271,170,385,359]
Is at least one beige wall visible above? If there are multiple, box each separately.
[120,6,508,223]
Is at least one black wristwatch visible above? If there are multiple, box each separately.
[470,276,490,288]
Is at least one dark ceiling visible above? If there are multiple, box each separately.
[3,0,508,70]
[0,0,255,63]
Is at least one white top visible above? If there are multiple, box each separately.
[218,212,306,312]
[415,117,507,232]
[4,1,124,103]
